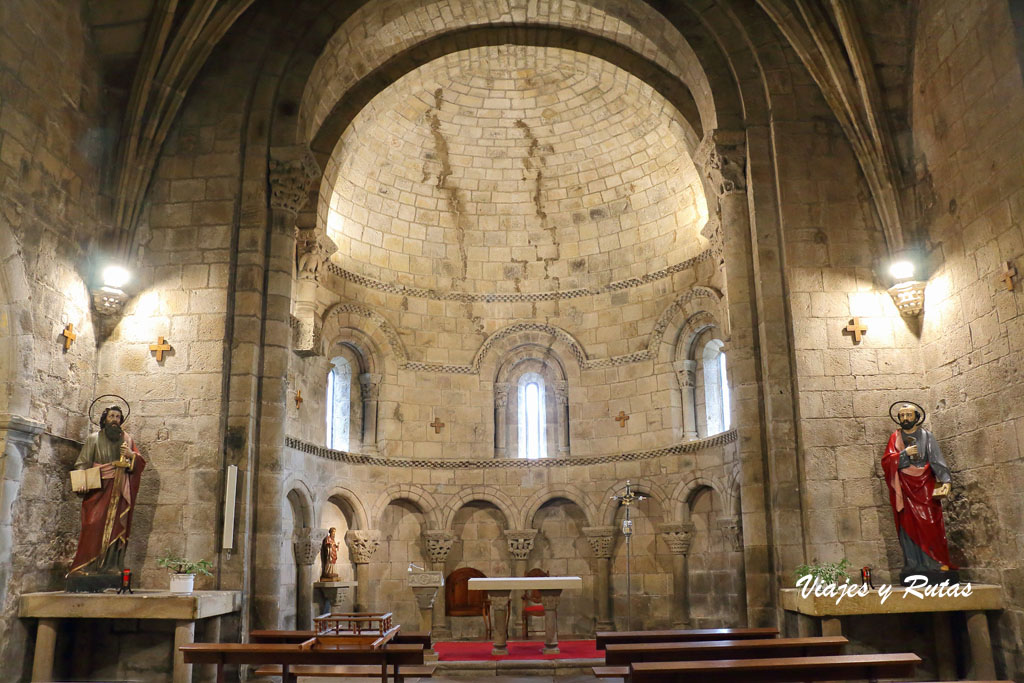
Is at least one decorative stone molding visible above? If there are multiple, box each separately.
[422,530,456,564]
[552,380,569,406]
[345,529,381,564]
[658,522,696,555]
[293,528,329,566]
[717,516,743,552]
[285,429,738,469]
[494,383,510,408]
[269,147,320,215]
[359,373,382,401]
[504,529,538,560]
[582,526,617,559]
[694,130,747,197]
[407,570,444,588]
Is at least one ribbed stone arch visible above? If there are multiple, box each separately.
[597,478,671,526]
[440,486,519,530]
[285,479,316,529]
[651,287,726,365]
[320,302,408,372]
[322,485,370,530]
[476,324,588,379]
[369,484,443,529]
[519,486,597,529]
[670,476,728,523]
[322,326,382,376]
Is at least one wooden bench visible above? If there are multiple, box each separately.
[250,629,432,649]
[593,636,847,679]
[253,663,436,680]
[596,627,779,650]
[629,652,920,682]
[179,641,425,683]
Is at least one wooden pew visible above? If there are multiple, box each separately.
[179,641,426,683]
[593,636,847,679]
[250,628,432,649]
[629,652,920,682]
[596,627,779,650]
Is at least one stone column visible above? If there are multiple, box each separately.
[494,383,509,458]
[658,522,695,628]
[292,228,336,355]
[345,530,381,612]
[504,529,537,636]
[672,360,698,440]
[293,528,328,629]
[423,530,456,638]
[0,413,44,625]
[359,373,382,453]
[583,526,616,631]
[552,380,569,454]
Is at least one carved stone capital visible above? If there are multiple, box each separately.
[269,147,320,215]
[494,383,510,408]
[672,360,697,388]
[658,521,696,555]
[423,530,456,564]
[294,528,329,566]
[717,516,743,552]
[359,373,382,401]
[694,130,747,197]
[345,529,381,564]
[582,526,616,559]
[504,529,538,561]
[552,380,569,406]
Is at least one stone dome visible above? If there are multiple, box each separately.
[324,45,708,294]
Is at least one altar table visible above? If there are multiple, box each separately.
[20,589,241,683]
[468,576,582,655]
[781,583,1002,680]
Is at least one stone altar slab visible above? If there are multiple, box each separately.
[20,590,241,683]
[467,576,582,591]
[468,576,582,655]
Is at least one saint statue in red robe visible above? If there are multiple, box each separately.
[882,402,957,584]
[67,405,146,591]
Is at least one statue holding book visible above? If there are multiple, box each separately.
[882,401,957,585]
[67,396,146,592]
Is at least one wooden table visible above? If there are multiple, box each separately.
[468,576,582,655]
[781,584,1003,680]
[20,589,241,683]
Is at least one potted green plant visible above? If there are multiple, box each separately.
[794,558,851,586]
[157,552,213,594]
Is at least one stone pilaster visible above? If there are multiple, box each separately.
[293,528,328,629]
[346,529,381,612]
[552,380,569,453]
[358,373,381,453]
[583,526,616,631]
[659,522,695,628]
[493,383,510,458]
[673,360,698,441]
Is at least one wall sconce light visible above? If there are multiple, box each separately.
[92,264,131,316]
[886,256,925,316]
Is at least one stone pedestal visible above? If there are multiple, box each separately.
[409,570,444,644]
[423,530,455,639]
[313,580,357,614]
[20,590,241,683]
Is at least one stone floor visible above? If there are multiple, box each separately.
[275,677,598,682]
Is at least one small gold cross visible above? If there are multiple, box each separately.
[61,323,76,350]
[1000,261,1017,291]
[615,410,630,428]
[844,318,867,344]
[295,390,303,409]
[149,336,171,361]
[430,417,445,434]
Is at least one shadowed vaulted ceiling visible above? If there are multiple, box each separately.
[323,45,708,294]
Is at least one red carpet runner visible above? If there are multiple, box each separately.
[435,640,600,661]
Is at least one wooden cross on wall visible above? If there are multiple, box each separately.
[615,410,630,428]
[294,390,303,409]
[149,336,171,361]
[61,323,76,350]
[1000,261,1017,291]
[844,318,867,344]
[430,417,445,434]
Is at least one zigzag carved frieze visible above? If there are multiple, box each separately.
[285,429,737,469]
[323,248,714,303]
[322,287,722,374]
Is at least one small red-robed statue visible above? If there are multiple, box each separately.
[320,527,340,580]
[67,400,146,592]
[882,401,957,585]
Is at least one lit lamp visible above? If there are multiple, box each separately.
[886,257,926,316]
[92,264,131,316]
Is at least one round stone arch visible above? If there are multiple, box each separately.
[519,486,597,530]
[476,324,587,380]
[320,303,406,375]
[285,479,316,530]
[440,486,519,531]
[597,478,671,527]
[670,477,728,523]
[321,486,370,531]
[653,286,727,365]
[369,484,443,530]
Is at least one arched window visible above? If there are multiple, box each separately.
[326,356,351,451]
[517,372,547,459]
[702,340,730,435]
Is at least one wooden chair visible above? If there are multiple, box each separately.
[520,567,549,638]
[445,567,491,639]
